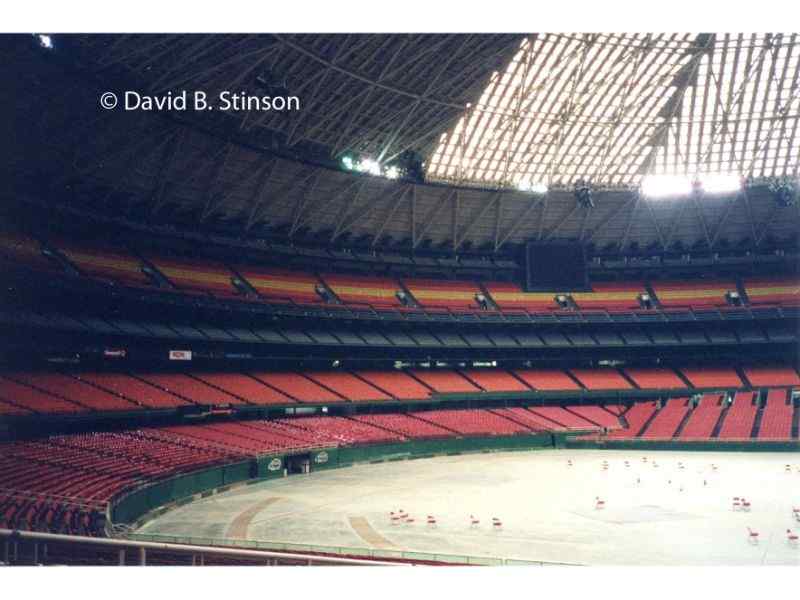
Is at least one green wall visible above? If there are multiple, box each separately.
[112,434,553,527]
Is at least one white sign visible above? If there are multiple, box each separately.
[315,451,329,464]
[169,350,192,361]
[268,458,282,471]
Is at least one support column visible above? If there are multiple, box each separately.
[118,549,125,566]
[139,547,146,566]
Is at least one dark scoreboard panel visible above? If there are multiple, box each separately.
[525,242,588,292]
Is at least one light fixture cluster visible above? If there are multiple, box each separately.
[516,179,548,194]
[34,34,54,49]
[640,174,742,199]
[341,154,405,180]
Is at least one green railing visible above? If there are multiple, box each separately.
[126,532,579,566]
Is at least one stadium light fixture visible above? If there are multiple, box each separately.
[698,174,741,195]
[517,180,548,194]
[640,175,693,198]
[35,34,54,49]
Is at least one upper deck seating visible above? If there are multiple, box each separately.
[461,370,530,392]
[651,279,735,308]
[304,372,391,402]
[743,277,800,307]
[402,278,483,311]
[136,374,241,405]
[623,367,687,389]
[491,407,563,431]
[355,371,432,400]
[569,369,632,390]
[234,266,322,305]
[192,373,293,405]
[409,370,480,393]
[743,366,800,387]
[0,231,61,273]
[321,273,403,308]
[250,372,345,403]
[77,373,191,408]
[0,376,85,414]
[145,255,242,298]
[512,369,580,390]
[483,282,558,312]
[680,367,742,389]
[570,283,645,311]
[53,239,152,287]
[8,373,139,412]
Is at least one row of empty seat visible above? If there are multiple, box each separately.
[607,391,797,440]
[5,231,800,313]
[1,366,798,416]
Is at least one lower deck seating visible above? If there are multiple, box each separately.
[639,398,690,438]
[527,406,599,429]
[491,407,565,431]
[567,405,622,429]
[351,413,453,439]
[607,401,658,438]
[276,416,405,445]
[758,389,794,439]
[678,393,724,439]
[413,409,530,436]
[717,392,757,439]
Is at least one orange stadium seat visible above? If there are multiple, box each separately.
[145,255,241,298]
[717,392,758,439]
[409,370,480,393]
[402,278,483,310]
[512,369,580,390]
[651,279,735,308]
[680,367,742,388]
[304,372,390,402]
[234,265,322,304]
[624,367,687,389]
[607,401,658,438]
[743,366,800,387]
[354,371,432,400]
[758,389,793,439]
[321,273,403,307]
[569,368,632,390]
[678,393,724,439]
[743,277,800,306]
[0,231,61,273]
[570,282,645,311]
[250,372,345,403]
[460,369,530,392]
[639,398,690,438]
[53,239,152,287]
[483,282,557,312]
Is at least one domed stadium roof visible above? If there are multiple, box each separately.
[7,33,800,255]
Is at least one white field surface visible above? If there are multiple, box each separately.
[137,449,800,565]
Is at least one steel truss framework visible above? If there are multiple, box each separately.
[6,34,800,255]
[428,33,800,189]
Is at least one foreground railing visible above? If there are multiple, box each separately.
[125,532,580,566]
[0,529,401,566]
